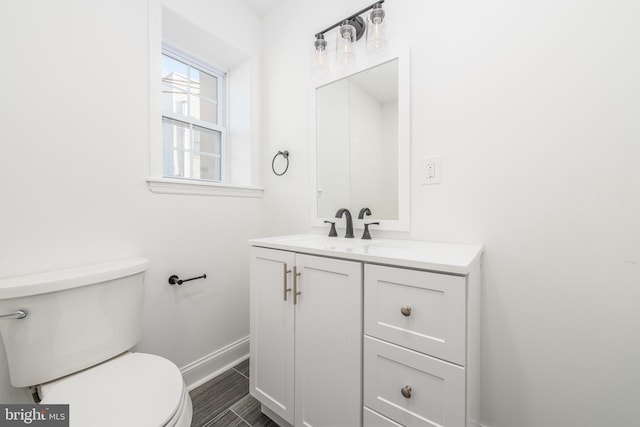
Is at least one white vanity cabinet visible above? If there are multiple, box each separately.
[249,246,362,427]
[250,234,482,427]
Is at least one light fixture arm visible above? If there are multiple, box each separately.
[314,1,385,40]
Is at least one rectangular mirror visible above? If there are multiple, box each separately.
[311,51,410,231]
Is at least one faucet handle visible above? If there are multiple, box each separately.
[324,220,338,237]
[362,222,379,240]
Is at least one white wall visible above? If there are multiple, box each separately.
[261,1,640,426]
[0,0,262,402]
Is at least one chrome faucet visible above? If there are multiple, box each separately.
[335,208,354,238]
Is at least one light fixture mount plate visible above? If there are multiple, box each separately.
[347,16,366,41]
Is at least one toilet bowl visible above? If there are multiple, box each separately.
[0,258,193,427]
[39,352,192,427]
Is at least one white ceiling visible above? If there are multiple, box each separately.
[241,0,285,16]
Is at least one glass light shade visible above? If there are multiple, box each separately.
[312,48,329,73]
[366,7,388,53]
[336,24,356,65]
[312,35,329,73]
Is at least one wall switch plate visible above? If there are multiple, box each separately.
[423,156,441,184]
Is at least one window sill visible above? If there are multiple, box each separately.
[146,177,263,198]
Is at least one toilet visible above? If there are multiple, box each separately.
[0,258,192,427]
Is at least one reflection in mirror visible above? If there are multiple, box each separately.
[316,59,399,220]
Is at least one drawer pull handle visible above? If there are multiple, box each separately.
[400,306,412,317]
[401,385,412,399]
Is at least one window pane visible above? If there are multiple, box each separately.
[190,68,218,123]
[162,55,189,116]
[193,97,218,124]
[200,71,218,100]
[162,54,188,77]
[162,117,191,178]
[193,125,221,181]
[189,68,200,96]
[161,50,225,183]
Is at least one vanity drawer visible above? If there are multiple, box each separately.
[363,406,403,426]
[364,336,465,427]
[364,264,466,365]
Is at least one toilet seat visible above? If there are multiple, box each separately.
[39,352,191,427]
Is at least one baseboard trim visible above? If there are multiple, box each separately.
[180,336,249,390]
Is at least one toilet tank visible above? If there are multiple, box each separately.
[0,258,148,387]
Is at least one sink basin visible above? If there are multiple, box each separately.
[268,235,374,252]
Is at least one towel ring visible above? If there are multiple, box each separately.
[272,150,290,176]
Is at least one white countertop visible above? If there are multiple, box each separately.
[249,234,483,275]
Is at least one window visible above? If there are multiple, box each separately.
[161,49,226,182]
[147,6,262,197]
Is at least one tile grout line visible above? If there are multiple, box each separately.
[205,391,250,427]
[206,409,230,426]
[229,408,252,426]
[232,366,249,380]
[194,362,254,427]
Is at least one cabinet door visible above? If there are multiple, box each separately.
[294,254,362,427]
[250,247,295,424]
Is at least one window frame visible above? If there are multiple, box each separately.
[147,4,263,198]
[161,46,229,183]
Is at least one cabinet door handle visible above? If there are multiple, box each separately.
[283,264,292,301]
[401,385,412,399]
[400,306,412,317]
[293,266,301,305]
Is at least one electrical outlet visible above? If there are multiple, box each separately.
[423,156,441,184]
[426,162,436,179]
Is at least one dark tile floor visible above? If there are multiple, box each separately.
[190,359,279,427]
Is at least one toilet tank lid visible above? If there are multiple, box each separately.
[0,257,149,300]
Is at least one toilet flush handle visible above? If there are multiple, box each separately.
[0,309,28,320]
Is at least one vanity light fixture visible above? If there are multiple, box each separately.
[313,1,387,69]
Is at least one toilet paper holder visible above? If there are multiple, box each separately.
[168,274,207,286]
